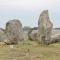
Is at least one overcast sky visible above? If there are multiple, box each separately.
[0,0,60,29]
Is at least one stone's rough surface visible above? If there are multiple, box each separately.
[0,28,8,42]
[0,28,5,42]
[38,10,53,44]
[5,19,24,44]
[29,30,38,41]
[28,27,38,40]
[50,28,60,43]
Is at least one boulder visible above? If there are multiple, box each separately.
[50,28,60,43]
[0,28,8,43]
[5,19,24,44]
[38,10,53,44]
[29,30,38,41]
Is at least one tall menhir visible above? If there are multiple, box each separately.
[38,10,53,44]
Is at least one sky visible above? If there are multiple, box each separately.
[0,0,60,29]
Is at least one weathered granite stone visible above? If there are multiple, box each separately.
[0,28,5,42]
[0,28,8,43]
[5,19,24,44]
[50,28,60,43]
[29,30,38,41]
[38,10,53,44]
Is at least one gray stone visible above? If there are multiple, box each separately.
[50,28,60,43]
[5,19,24,44]
[0,28,8,43]
[38,10,53,44]
[29,30,38,41]
[0,28,5,42]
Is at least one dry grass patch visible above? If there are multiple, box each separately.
[0,41,60,60]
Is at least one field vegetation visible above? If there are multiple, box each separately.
[0,40,60,60]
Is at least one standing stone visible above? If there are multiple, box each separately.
[38,10,53,44]
[5,19,24,44]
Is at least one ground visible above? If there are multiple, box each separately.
[0,40,60,60]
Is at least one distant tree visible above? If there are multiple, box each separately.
[23,26,31,31]
[54,27,60,30]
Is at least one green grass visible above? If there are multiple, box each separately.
[0,40,60,60]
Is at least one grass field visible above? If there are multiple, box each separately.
[0,40,60,60]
